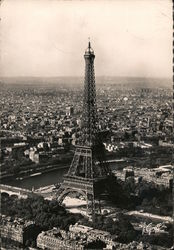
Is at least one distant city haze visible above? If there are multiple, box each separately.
[0,0,172,78]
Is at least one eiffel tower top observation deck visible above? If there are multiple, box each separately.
[80,41,98,147]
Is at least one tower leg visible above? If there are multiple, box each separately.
[90,194,96,226]
[98,198,102,214]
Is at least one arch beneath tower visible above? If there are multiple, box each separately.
[57,188,87,206]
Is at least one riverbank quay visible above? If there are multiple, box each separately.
[1,163,69,182]
[126,211,174,224]
[1,158,127,181]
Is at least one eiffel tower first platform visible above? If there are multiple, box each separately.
[54,41,111,221]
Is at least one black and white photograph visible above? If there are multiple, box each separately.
[0,0,173,249]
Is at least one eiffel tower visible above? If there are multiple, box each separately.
[55,41,111,221]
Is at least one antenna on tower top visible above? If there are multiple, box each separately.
[88,37,91,48]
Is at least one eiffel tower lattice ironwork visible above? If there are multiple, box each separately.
[55,41,110,221]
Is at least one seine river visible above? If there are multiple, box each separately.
[2,163,118,190]
[2,168,68,190]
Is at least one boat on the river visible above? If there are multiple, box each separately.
[30,172,42,177]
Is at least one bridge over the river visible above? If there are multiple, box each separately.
[0,184,52,199]
[0,184,36,199]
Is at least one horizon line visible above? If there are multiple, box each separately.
[0,75,172,79]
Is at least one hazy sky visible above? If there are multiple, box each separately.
[0,0,172,78]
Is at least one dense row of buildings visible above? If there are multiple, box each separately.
[0,215,40,246]
[0,84,173,178]
[37,223,115,250]
[0,215,119,249]
[113,164,173,188]
[1,214,157,249]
